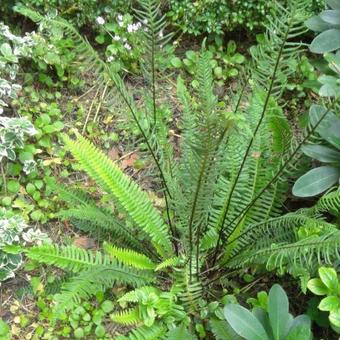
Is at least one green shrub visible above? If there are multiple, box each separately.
[167,0,326,36]
[4,0,131,28]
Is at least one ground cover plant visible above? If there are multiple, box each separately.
[0,0,339,339]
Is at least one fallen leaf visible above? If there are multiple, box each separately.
[73,236,96,249]
[108,147,120,161]
[121,153,138,169]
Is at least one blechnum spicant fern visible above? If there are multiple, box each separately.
[16,0,340,337]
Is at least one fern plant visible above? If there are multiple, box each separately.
[16,0,340,337]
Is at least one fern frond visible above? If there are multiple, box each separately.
[155,257,180,271]
[63,133,172,257]
[103,243,156,270]
[118,286,159,304]
[51,265,152,315]
[250,0,310,99]
[307,189,340,216]
[116,323,166,340]
[228,231,340,271]
[55,184,143,250]
[25,244,112,272]
[111,307,141,325]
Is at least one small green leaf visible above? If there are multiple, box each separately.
[171,57,182,68]
[0,318,10,338]
[7,180,20,194]
[307,278,329,295]
[318,296,340,312]
[95,325,106,337]
[329,310,340,327]
[318,267,338,292]
[101,300,114,313]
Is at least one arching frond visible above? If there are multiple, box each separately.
[63,133,172,257]
[103,243,156,270]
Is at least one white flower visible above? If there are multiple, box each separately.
[159,30,164,38]
[113,35,121,41]
[124,43,132,50]
[127,23,141,33]
[96,16,105,25]
[143,19,148,25]
[117,14,123,21]
[107,56,114,62]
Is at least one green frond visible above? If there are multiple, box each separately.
[155,257,180,271]
[25,244,112,272]
[118,286,159,304]
[103,243,156,270]
[111,307,141,325]
[307,189,340,216]
[52,265,152,315]
[55,185,143,250]
[116,323,166,340]
[250,0,310,99]
[63,133,172,257]
[228,231,340,272]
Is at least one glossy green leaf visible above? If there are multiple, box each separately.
[310,29,340,53]
[329,310,340,327]
[319,267,338,292]
[318,296,340,312]
[224,304,268,340]
[302,144,340,163]
[268,284,290,340]
[292,166,340,197]
[307,278,329,295]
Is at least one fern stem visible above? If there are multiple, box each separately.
[218,106,334,252]
[210,26,290,266]
[197,80,248,279]
[188,152,210,281]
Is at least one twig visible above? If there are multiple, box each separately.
[82,88,100,134]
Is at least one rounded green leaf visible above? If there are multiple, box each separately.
[305,16,332,32]
[307,278,329,295]
[320,10,340,25]
[302,144,340,163]
[0,319,9,337]
[319,267,338,292]
[268,284,290,340]
[95,325,106,337]
[292,166,340,197]
[101,300,114,313]
[7,180,20,194]
[318,296,340,312]
[310,29,340,53]
[329,310,340,327]
[224,304,269,340]
[171,57,182,68]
